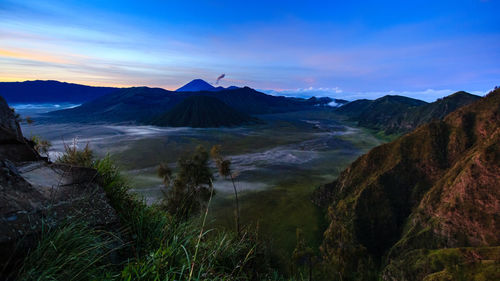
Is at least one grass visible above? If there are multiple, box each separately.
[15,112,391,280]
[112,118,384,273]
[383,247,500,281]
[16,153,286,280]
[17,222,121,281]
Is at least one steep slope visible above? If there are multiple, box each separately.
[335,99,376,118]
[336,92,481,134]
[356,95,427,131]
[402,91,480,127]
[151,96,258,128]
[315,89,500,280]
[0,80,118,103]
[48,86,327,123]
[176,79,216,92]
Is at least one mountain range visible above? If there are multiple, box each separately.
[314,88,499,280]
[336,91,481,134]
[0,80,118,103]
[175,79,240,92]
[46,82,344,125]
[0,80,482,132]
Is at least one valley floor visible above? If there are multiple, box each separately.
[18,108,385,266]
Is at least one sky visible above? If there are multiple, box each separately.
[0,0,499,101]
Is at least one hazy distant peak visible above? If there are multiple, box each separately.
[176,79,215,92]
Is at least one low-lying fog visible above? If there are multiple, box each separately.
[15,104,380,205]
[14,103,384,257]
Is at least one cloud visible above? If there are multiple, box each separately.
[0,0,498,93]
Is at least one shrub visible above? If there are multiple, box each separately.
[30,135,52,158]
[159,145,214,219]
[56,138,93,167]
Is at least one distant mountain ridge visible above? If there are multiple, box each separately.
[0,79,243,104]
[336,91,481,134]
[47,85,334,124]
[314,89,499,280]
[0,80,118,103]
[176,79,240,92]
[151,95,258,128]
[176,79,215,92]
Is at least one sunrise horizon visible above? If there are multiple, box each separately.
[1,0,498,101]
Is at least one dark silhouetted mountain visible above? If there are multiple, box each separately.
[0,80,118,103]
[355,95,428,132]
[314,89,499,281]
[399,91,481,129]
[176,79,242,92]
[190,87,331,114]
[336,92,480,134]
[47,87,180,123]
[151,96,258,128]
[48,86,328,123]
[335,98,374,117]
[176,79,215,92]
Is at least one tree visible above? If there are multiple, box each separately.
[158,145,213,219]
[210,145,241,237]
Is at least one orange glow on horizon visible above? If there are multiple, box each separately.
[0,76,179,91]
[0,49,71,65]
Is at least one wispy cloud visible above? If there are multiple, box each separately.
[0,0,498,95]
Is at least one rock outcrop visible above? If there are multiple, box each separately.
[0,96,118,273]
[0,96,39,162]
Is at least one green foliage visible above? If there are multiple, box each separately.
[383,247,500,281]
[93,154,278,280]
[159,145,214,219]
[94,154,170,255]
[17,222,120,281]
[56,138,93,167]
[30,135,52,157]
[121,224,270,280]
[291,228,314,280]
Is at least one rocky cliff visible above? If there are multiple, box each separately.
[0,96,118,275]
[315,89,500,280]
[0,96,39,162]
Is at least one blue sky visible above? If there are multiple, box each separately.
[0,0,498,101]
